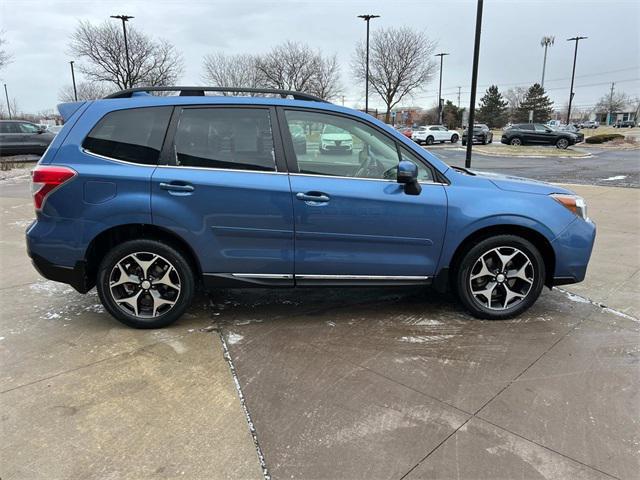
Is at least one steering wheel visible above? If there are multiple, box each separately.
[354,151,385,178]
[382,165,398,180]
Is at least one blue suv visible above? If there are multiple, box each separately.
[27,87,596,328]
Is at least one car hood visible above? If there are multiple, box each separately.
[470,170,574,195]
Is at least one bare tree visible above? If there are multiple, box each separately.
[0,32,12,71]
[504,86,527,121]
[308,54,342,101]
[201,52,262,93]
[352,27,437,122]
[595,89,628,115]
[256,41,317,92]
[70,20,184,90]
[58,81,111,102]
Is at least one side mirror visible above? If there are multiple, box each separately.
[397,160,422,195]
[37,126,46,134]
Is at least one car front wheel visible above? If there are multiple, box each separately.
[509,137,523,146]
[97,239,195,328]
[556,138,569,149]
[455,235,545,320]
[451,134,459,143]
[425,136,434,145]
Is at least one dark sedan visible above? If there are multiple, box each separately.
[501,123,580,149]
[0,120,55,156]
[553,124,585,143]
[462,124,493,145]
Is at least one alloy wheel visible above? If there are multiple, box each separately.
[468,246,534,310]
[109,252,181,318]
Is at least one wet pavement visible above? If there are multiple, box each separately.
[1,176,639,479]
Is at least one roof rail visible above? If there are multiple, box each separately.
[104,86,329,103]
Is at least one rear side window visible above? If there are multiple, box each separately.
[83,106,172,165]
[173,108,276,172]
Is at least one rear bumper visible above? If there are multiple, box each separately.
[27,245,93,294]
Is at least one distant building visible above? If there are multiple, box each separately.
[594,103,639,125]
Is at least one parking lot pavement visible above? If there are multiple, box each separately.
[1,176,639,480]
[0,185,263,480]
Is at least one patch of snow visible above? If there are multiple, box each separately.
[563,291,590,304]
[0,336,5,341]
[226,333,244,345]
[8,219,33,228]
[400,334,455,343]
[601,175,627,181]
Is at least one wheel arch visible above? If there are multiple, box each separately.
[84,224,202,286]
[437,224,556,291]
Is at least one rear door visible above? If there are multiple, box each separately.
[0,122,21,153]
[151,106,294,284]
[518,124,535,143]
[280,108,447,282]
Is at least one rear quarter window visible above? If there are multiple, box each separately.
[82,106,172,165]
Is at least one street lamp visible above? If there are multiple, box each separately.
[110,15,134,88]
[435,52,449,124]
[465,0,484,169]
[3,84,11,119]
[357,14,380,115]
[540,35,554,88]
[69,61,78,101]
[566,36,587,125]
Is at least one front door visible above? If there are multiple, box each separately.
[281,109,447,283]
[152,106,294,285]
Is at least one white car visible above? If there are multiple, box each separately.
[319,124,353,154]
[412,125,460,145]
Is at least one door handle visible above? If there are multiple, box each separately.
[159,182,195,193]
[296,192,330,203]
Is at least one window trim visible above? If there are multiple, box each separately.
[277,106,442,181]
[160,105,286,173]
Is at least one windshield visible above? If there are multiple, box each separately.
[322,125,349,135]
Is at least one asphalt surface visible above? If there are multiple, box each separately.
[429,144,640,188]
[1,171,639,479]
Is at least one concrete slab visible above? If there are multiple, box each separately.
[478,314,640,479]
[0,333,263,480]
[404,418,613,480]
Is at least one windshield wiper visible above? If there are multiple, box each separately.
[450,165,476,175]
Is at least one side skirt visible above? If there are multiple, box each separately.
[202,273,432,289]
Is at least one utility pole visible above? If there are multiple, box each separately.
[566,36,587,125]
[435,52,449,124]
[357,14,380,115]
[110,15,134,88]
[607,82,615,126]
[540,36,554,88]
[3,84,11,119]
[465,0,484,169]
[69,61,78,101]
[457,86,461,108]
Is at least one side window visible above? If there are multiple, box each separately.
[284,110,400,180]
[173,108,275,172]
[19,123,39,133]
[399,148,435,183]
[534,124,548,132]
[83,106,172,165]
[0,122,17,133]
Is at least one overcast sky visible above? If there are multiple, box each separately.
[1,0,639,114]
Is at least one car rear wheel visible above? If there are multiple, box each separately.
[425,136,434,145]
[97,239,195,328]
[556,138,569,149]
[451,134,459,143]
[454,235,545,320]
[510,137,523,146]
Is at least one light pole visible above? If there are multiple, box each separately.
[566,36,587,125]
[540,35,554,88]
[465,0,484,168]
[69,61,78,101]
[110,15,134,88]
[357,14,380,115]
[3,84,11,119]
[435,52,449,124]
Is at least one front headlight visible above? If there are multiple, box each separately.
[550,194,588,220]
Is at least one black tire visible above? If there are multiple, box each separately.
[96,239,195,328]
[461,140,466,146]
[454,235,545,320]
[451,134,459,143]
[481,135,488,145]
[509,137,523,146]
[426,136,434,145]
[488,135,493,144]
[556,138,569,149]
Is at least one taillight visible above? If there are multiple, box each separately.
[31,165,76,210]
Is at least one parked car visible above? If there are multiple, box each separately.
[461,124,493,145]
[501,123,580,149]
[579,120,599,129]
[614,120,636,128]
[27,86,596,328]
[552,124,585,143]
[319,124,353,154]
[289,124,307,154]
[48,125,64,135]
[0,120,55,156]
[395,126,414,139]
[412,125,460,145]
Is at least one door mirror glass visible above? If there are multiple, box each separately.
[397,160,422,195]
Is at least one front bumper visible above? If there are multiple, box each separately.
[550,217,596,286]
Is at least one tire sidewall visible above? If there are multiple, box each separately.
[455,235,546,320]
[556,138,569,149]
[426,136,434,145]
[451,134,459,143]
[97,239,195,328]
[510,137,522,146]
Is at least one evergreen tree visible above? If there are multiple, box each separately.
[476,85,508,128]
[516,83,554,123]
[442,100,464,129]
